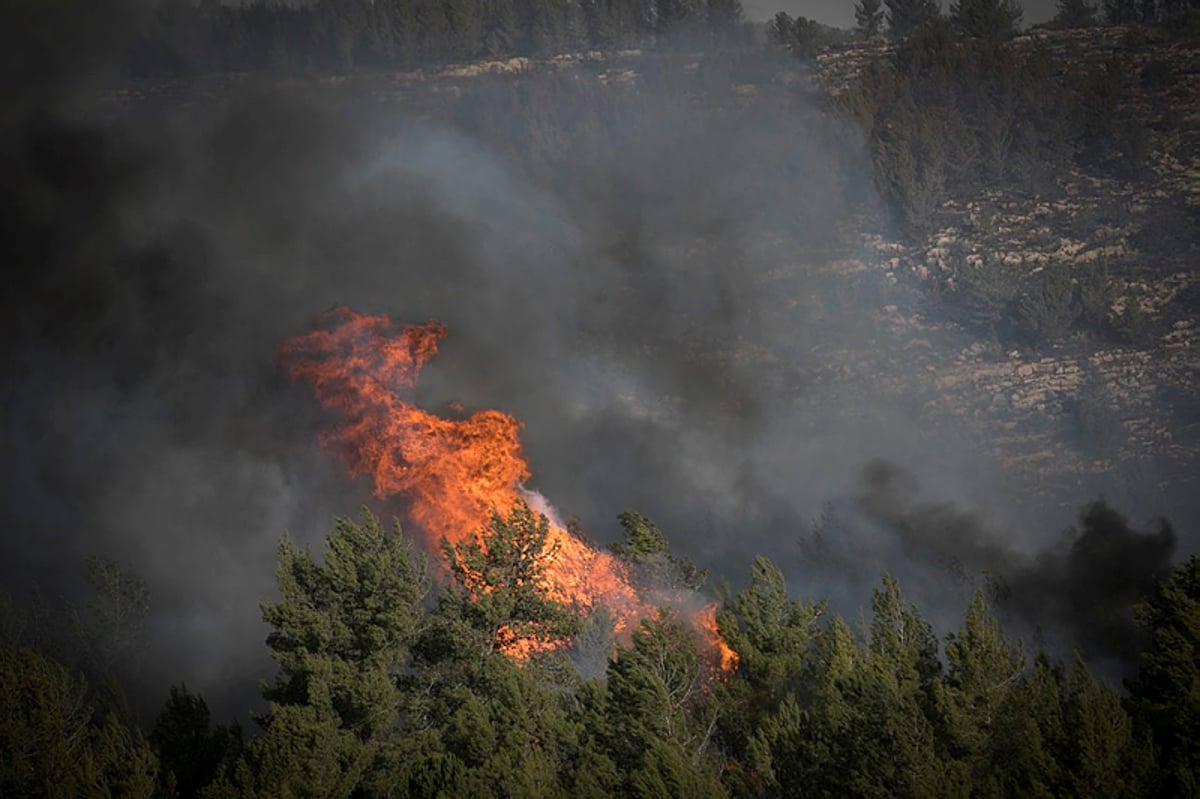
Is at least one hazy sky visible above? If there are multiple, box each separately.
[745,0,1059,27]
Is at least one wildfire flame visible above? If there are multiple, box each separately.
[281,306,736,671]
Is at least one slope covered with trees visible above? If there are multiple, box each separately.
[4,504,1196,797]
[121,0,750,78]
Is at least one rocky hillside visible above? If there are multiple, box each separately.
[814,25,1200,515]
[91,26,1199,520]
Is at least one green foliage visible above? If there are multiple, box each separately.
[870,574,942,692]
[950,0,1023,41]
[224,509,429,798]
[612,510,707,592]
[0,646,159,798]
[748,582,947,799]
[75,555,150,679]
[934,591,1027,786]
[1077,259,1116,333]
[887,0,943,38]
[706,0,745,43]
[443,500,583,653]
[714,557,824,757]
[949,259,1122,347]
[856,0,885,37]
[1053,0,1099,27]
[1017,264,1083,343]
[606,612,724,796]
[1126,556,1200,796]
[847,21,1148,236]
[21,504,1193,798]
[1068,367,1126,458]
[952,257,1021,335]
[150,685,241,798]
[767,12,847,58]
[122,0,749,77]
[1113,296,1157,345]
[262,509,428,735]
[1061,658,1141,797]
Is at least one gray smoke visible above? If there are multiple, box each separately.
[0,1,1187,723]
[801,461,1177,672]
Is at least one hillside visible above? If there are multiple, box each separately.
[814,25,1200,514]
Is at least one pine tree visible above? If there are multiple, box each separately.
[1126,557,1200,797]
[0,646,159,798]
[1052,0,1097,26]
[605,612,722,791]
[950,0,1023,41]
[869,574,941,693]
[150,685,241,798]
[1061,658,1139,798]
[443,500,583,654]
[856,0,885,37]
[718,557,823,707]
[224,510,429,798]
[445,0,484,59]
[706,0,745,43]
[885,0,941,38]
[612,510,707,592]
[933,591,1027,791]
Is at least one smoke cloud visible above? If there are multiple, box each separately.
[801,461,1177,671]
[0,0,1189,721]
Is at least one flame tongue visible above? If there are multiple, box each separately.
[282,306,734,669]
[280,309,525,532]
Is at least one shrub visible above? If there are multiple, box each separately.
[952,256,1021,335]
[1017,264,1082,343]
[1067,367,1125,458]
[1077,259,1115,333]
[1140,59,1175,89]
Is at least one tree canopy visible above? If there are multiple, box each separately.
[3,509,1195,797]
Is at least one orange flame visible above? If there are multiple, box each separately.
[281,307,735,671]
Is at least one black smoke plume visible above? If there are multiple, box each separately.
[0,0,1190,721]
[804,461,1178,672]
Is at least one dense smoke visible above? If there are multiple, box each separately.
[0,0,1188,720]
[802,461,1178,671]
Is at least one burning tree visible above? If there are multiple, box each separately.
[443,501,584,657]
[280,307,735,669]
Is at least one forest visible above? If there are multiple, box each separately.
[4,502,1198,798]
[3,0,1200,794]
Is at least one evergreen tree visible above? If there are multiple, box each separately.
[483,0,521,56]
[443,500,583,655]
[716,557,822,723]
[657,0,705,37]
[527,0,571,54]
[933,591,1027,792]
[885,0,941,38]
[1102,0,1140,22]
[856,0,885,37]
[216,510,429,798]
[950,0,1023,41]
[1052,0,1097,26]
[612,510,707,592]
[383,0,419,65]
[748,577,950,798]
[415,0,452,62]
[1061,658,1140,798]
[150,685,241,798]
[0,646,159,798]
[445,0,485,59]
[1126,556,1200,796]
[706,0,744,43]
[869,574,941,693]
[606,612,724,794]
